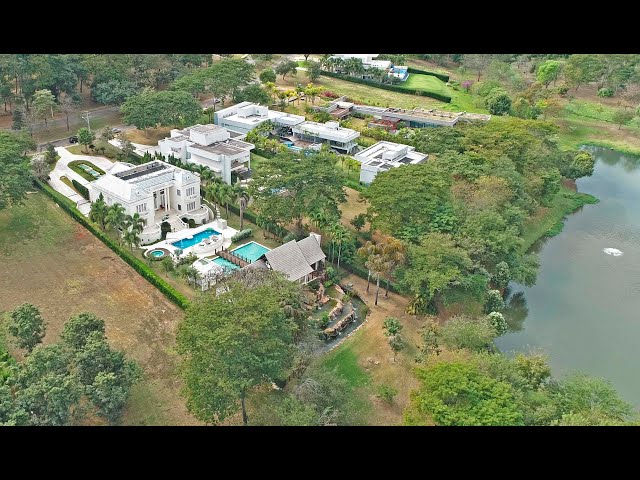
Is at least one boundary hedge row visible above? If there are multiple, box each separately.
[320,71,452,103]
[406,67,450,82]
[35,180,191,310]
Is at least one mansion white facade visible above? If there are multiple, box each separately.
[89,161,209,244]
[158,124,254,185]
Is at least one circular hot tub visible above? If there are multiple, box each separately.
[145,247,171,260]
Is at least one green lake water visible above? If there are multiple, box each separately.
[496,146,640,405]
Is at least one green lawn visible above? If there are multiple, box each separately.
[398,73,450,96]
[67,140,121,160]
[67,160,106,182]
[321,343,371,388]
[315,73,485,114]
[521,185,599,252]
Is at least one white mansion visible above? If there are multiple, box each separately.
[89,161,210,244]
[158,124,255,185]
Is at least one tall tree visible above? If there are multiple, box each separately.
[121,88,201,133]
[32,89,56,128]
[259,69,277,84]
[60,312,105,351]
[105,203,126,242]
[536,60,562,88]
[58,91,81,131]
[176,270,302,425]
[89,193,108,230]
[249,150,346,232]
[8,303,47,352]
[276,60,298,80]
[30,154,49,181]
[0,130,36,211]
[77,127,94,153]
[463,54,493,81]
[380,236,406,297]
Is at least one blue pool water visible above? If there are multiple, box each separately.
[212,257,240,272]
[287,145,303,152]
[171,228,221,249]
[231,241,270,262]
[150,250,165,258]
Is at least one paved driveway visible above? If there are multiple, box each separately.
[48,146,114,206]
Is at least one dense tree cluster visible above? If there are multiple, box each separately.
[1,306,141,425]
[0,130,36,211]
[405,320,636,426]
[364,119,571,311]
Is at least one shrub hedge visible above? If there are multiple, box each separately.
[231,228,253,242]
[35,180,191,310]
[320,71,452,103]
[71,179,89,199]
[406,67,450,82]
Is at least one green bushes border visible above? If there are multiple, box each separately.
[320,71,452,103]
[35,180,191,310]
[406,67,450,82]
[71,179,89,200]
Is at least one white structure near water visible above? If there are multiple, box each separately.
[292,121,360,154]
[89,161,210,244]
[213,101,305,134]
[354,141,428,184]
[158,124,255,184]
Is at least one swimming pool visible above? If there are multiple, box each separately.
[150,250,165,258]
[171,228,221,249]
[287,145,303,152]
[231,241,270,262]
[212,257,240,272]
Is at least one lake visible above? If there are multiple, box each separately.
[496,146,640,405]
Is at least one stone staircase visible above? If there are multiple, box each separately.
[170,217,187,232]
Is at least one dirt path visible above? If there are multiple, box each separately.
[341,273,422,425]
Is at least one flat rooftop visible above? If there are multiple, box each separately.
[115,161,168,181]
[190,142,247,156]
[293,121,360,141]
[357,141,428,168]
[190,124,223,134]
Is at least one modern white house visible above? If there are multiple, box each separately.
[213,102,305,134]
[158,124,255,184]
[291,121,360,154]
[354,141,429,184]
[89,161,210,244]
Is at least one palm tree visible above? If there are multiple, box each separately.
[332,224,350,271]
[89,193,108,230]
[219,183,235,220]
[380,237,406,297]
[205,180,224,217]
[122,228,140,252]
[105,203,126,244]
[309,209,328,233]
[234,184,250,230]
[357,241,381,293]
[128,212,145,235]
[295,83,305,105]
[366,254,386,306]
[367,66,386,84]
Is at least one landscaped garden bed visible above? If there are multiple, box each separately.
[68,160,106,182]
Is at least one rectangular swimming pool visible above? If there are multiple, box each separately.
[171,228,221,249]
[212,257,240,272]
[231,241,270,262]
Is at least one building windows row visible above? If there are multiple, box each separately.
[186,186,195,197]
[187,201,196,211]
[136,203,147,213]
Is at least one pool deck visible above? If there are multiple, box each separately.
[144,219,237,261]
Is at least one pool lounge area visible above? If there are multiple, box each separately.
[171,228,221,249]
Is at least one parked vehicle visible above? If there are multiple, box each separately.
[68,136,78,144]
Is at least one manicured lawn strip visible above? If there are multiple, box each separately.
[397,73,451,98]
[320,71,452,103]
[521,185,599,253]
[36,180,191,310]
[68,160,106,182]
[60,176,80,193]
